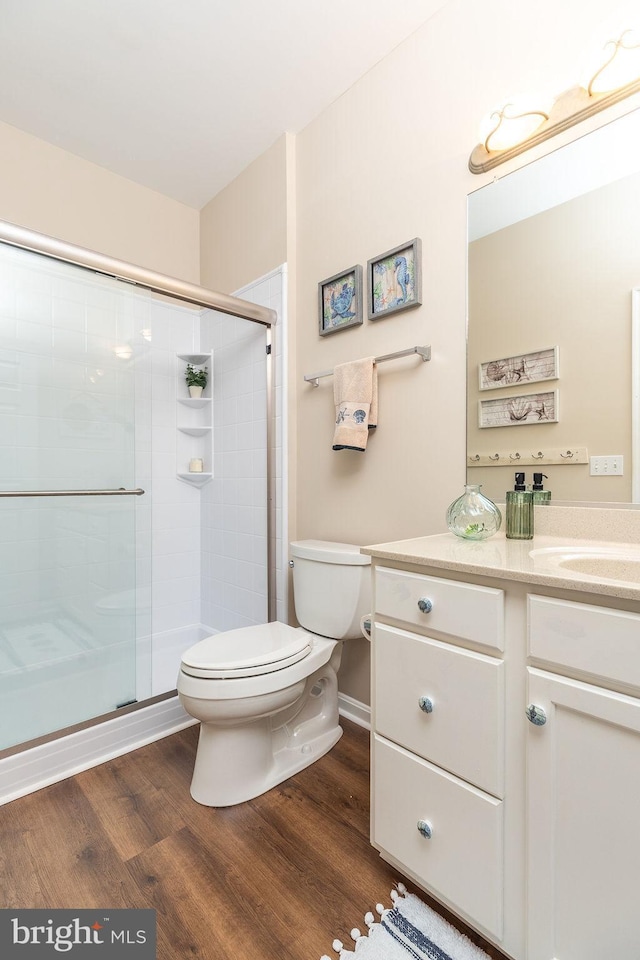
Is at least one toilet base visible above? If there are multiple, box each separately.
[190,721,343,807]
[187,646,343,806]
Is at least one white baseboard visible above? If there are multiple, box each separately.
[0,697,197,807]
[338,692,371,729]
[1,690,370,807]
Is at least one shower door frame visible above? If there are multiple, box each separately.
[0,218,278,626]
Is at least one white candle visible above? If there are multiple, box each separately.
[189,458,204,473]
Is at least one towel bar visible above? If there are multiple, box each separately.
[304,345,430,386]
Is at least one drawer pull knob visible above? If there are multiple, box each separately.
[418,696,434,714]
[526,704,547,726]
[417,819,433,839]
[417,597,433,614]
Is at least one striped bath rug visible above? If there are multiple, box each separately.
[321,885,490,960]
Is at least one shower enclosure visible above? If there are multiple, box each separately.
[0,222,275,754]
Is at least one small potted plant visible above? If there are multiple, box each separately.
[185,362,208,398]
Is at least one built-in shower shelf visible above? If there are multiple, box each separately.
[177,397,211,409]
[176,350,213,486]
[178,426,211,437]
[177,352,210,366]
[177,472,213,486]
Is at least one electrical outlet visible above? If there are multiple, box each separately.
[590,455,624,476]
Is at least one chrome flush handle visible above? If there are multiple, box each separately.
[417,597,433,614]
[526,704,547,726]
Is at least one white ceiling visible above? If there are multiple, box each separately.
[0,0,450,209]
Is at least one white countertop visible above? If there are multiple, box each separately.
[362,532,640,602]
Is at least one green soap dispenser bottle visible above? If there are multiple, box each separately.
[532,472,551,504]
[506,471,534,540]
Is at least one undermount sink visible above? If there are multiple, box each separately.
[529,546,640,584]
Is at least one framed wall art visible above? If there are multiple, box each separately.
[367,238,422,321]
[478,390,558,428]
[479,346,559,391]
[318,265,363,336]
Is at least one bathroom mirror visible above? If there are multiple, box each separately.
[467,105,640,505]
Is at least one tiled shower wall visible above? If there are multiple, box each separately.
[200,265,287,632]
[148,266,285,692]
[143,296,201,695]
[233,267,287,623]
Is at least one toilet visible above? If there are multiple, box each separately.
[177,539,371,806]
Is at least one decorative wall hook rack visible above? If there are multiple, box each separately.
[467,446,588,467]
[303,345,430,386]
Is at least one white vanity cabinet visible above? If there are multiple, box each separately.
[526,595,640,960]
[370,564,508,944]
[366,539,640,960]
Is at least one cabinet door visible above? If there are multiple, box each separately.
[527,668,640,960]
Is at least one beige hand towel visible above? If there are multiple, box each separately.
[332,357,378,451]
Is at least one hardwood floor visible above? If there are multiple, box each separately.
[0,718,508,959]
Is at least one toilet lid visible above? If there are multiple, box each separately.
[180,622,313,679]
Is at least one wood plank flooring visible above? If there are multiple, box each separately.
[0,718,508,959]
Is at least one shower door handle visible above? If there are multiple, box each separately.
[0,488,145,498]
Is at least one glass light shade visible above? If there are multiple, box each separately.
[446,484,502,541]
[587,31,640,94]
[480,97,553,152]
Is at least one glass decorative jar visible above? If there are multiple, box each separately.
[446,484,502,540]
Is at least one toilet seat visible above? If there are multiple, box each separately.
[180,622,313,679]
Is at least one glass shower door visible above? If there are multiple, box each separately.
[0,243,151,751]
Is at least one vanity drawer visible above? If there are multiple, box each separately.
[374,623,504,797]
[528,595,640,691]
[372,734,503,940]
[375,566,504,651]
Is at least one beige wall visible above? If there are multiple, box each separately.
[291,0,623,703]
[0,120,199,282]
[199,135,290,293]
[468,173,639,504]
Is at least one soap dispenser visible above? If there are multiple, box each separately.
[532,472,551,504]
[506,471,534,540]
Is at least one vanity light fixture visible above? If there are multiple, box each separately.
[469,30,640,173]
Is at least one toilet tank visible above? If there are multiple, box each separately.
[289,539,371,640]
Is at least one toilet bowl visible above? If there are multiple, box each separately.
[177,540,371,806]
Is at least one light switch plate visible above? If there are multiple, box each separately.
[589,455,623,476]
